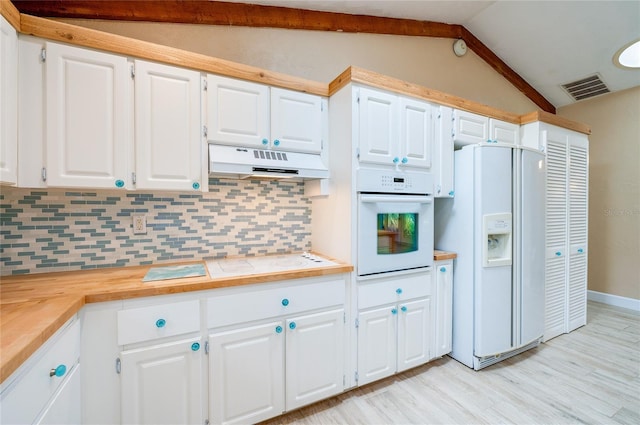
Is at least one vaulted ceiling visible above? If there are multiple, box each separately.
[12,0,640,113]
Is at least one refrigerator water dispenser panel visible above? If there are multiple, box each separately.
[483,213,512,267]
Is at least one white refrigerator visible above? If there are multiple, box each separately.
[435,144,545,370]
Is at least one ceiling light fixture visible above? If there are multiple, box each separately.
[613,38,640,69]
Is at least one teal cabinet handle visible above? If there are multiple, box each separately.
[115,179,124,188]
[555,251,562,257]
[401,157,408,164]
[391,308,398,315]
[192,182,200,190]
[155,318,166,328]
[191,342,200,351]
[449,190,455,196]
[273,139,281,146]
[578,248,584,253]
[275,325,283,334]
[396,288,403,295]
[440,267,446,272]
[50,364,67,378]
[401,306,407,313]
[262,138,268,145]
[393,157,399,164]
[281,298,289,307]
[289,322,296,330]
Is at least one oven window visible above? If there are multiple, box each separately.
[377,213,418,254]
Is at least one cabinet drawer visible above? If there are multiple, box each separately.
[358,272,432,310]
[1,318,80,425]
[117,300,200,345]
[207,278,345,328]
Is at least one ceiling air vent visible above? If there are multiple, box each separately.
[561,74,610,101]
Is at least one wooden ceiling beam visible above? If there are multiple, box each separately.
[12,0,556,113]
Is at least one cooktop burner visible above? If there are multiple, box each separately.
[206,252,338,279]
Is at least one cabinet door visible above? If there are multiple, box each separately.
[46,42,130,189]
[357,305,396,386]
[490,119,520,145]
[209,321,284,425]
[207,74,269,148]
[285,308,344,410]
[433,262,453,358]
[120,337,204,425]
[543,135,568,342]
[399,97,432,169]
[35,364,82,425]
[271,87,323,154]
[357,87,399,166]
[452,109,488,146]
[397,297,430,372]
[567,139,588,332]
[135,60,202,191]
[433,106,454,197]
[0,16,18,185]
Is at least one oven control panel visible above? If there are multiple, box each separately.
[357,168,433,194]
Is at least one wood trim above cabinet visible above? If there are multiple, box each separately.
[521,110,591,135]
[18,14,328,96]
[331,66,522,124]
[0,0,20,29]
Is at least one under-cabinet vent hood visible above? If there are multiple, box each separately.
[209,144,329,180]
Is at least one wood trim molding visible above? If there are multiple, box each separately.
[19,14,328,96]
[1,0,21,30]
[521,111,591,135]
[330,66,522,124]
[12,0,556,113]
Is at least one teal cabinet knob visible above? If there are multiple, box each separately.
[401,306,407,313]
[440,267,446,272]
[273,139,281,146]
[155,318,166,328]
[192,182,200,190]
[50,364,67,378]
[191,342,200,351]
[391,308,398,315]
[396,288,403,295]
[449,190,455,196]
[275,325,283,334]
[578,248,584,253]
[393,157,399,164]
[115,179,124,188]
[289,322,296,330]
[401,157,408,164]
[262,138,268,145]
[555,251,562,257]
[281,298,289,307]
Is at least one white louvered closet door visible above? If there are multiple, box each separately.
[568,140,589,332]
[544,136,568,341]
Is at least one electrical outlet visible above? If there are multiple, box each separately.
[132,214,147,234]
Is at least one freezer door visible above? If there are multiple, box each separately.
[518,149,546,344]
[473,146,514,357]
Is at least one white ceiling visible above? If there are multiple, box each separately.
[224,0,640,108]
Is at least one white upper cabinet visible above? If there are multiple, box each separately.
[0,16,18,185]
[207,75,325,154]
[453,109,519,147]
[134,60,203,191]
[45,42,131,189]
[357,86,433,170]
[432,106,454,197]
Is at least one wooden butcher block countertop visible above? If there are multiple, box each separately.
[0,255,353,384]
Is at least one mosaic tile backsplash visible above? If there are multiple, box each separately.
[0,179,311,276]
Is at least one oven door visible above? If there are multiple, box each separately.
[357,193,434,276]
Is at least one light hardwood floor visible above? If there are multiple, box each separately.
[262,301,640,424]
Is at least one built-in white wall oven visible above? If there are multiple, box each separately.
[357,169,434,277]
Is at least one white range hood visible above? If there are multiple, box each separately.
[209,144,329,180]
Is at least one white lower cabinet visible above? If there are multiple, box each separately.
[120,337,204,425]
[207,276,346,424]
[0,317,81,425]
[357,271,432,386]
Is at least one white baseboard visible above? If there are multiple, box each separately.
[588,290,640,312]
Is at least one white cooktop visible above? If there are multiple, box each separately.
[206,252,338,279]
